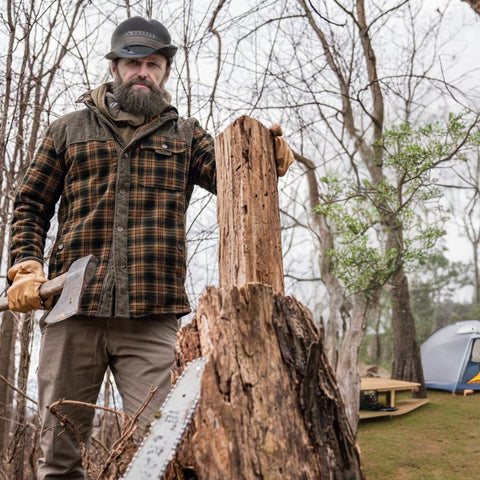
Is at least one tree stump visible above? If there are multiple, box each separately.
[169,284,364,479]
[165,117,364,479]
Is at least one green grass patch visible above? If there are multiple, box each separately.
[357,390,480,479]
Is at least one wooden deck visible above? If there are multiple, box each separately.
[359,377,429,420]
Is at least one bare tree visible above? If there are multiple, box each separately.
[449,143,480,305]
[207,0,479,431]
[0,0,102,472]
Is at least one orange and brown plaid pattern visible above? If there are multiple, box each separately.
[10,101,216,318]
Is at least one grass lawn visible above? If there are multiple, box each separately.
[357,390,480,480]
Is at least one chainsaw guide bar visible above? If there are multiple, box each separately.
[122,357,207,480]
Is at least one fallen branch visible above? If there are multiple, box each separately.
[0,374,37,405]
[47,385,157,479]
[95,385,158,480]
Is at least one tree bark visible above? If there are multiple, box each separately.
[10,313,37,480]
[335,295,366,430]
[170,284,364,480]
[0,311,17,455]
[295,153,346,368]
[390,269,427,398]
[216,116,284,294]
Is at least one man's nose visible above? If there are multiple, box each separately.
[137,63,149,77]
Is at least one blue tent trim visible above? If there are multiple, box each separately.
[425,381,480,391]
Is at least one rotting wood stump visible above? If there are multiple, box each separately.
[164,117,364,479]
[167,284,364,479]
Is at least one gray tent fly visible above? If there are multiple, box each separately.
[421,320,480,393]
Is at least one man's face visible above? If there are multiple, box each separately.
[110,53,171,117]
[112,54,170,89]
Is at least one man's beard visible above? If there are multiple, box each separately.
[112,75,169,118]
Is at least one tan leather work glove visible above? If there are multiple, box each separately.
[269,124,295,177]
[7,260,52,312]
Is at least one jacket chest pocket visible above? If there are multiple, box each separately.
[137,140,188,191]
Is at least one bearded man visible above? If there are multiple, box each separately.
[7,16,293,480]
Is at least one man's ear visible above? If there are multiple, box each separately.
[110,60,117,78]
[163,66,171,85]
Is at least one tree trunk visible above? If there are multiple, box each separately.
[216,115,284,294]
[0,311,17,456]
[170,284,364,480]
[390,269,427,398]
[164,116,364,479]
[10,313,35,480]
[473,238,480,305]
[336,295,366,432]
[295,153,346,369]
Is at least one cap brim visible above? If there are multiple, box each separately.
[105,44,177,60]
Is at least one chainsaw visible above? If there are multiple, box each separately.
[122,356,207,479]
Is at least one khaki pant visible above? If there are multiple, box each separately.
[37,314,179,480]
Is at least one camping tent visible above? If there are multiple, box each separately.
[421,320,480,393]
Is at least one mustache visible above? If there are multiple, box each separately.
[127,78,158,90]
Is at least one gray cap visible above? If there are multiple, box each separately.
[105,17,177,61]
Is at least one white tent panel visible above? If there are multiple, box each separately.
[421,320,480,392]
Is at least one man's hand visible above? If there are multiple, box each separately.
[7,260,52,312]
[269,124,295,177]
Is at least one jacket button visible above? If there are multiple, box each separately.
[177,243,184,251]
[57,242,64,251]
[119,187,127,195]
[162,143,169,149]
[117,226,125,232]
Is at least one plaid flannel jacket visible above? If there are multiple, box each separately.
[9,93,216,317]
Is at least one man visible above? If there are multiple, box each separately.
[7,17,293,479]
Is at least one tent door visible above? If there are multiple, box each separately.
[461,338,480,383]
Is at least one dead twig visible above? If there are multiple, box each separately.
[48,397,130,476]
[95,385,158,480]
[44,384,159,479]
[48,400,93,468]
[49,399,127,417]
[0,374,37,405]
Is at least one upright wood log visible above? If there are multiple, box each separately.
[165,117,364,479]
[216,116,284,294]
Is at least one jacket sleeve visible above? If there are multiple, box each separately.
[9,129,66,268]
[189,120,216,195]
